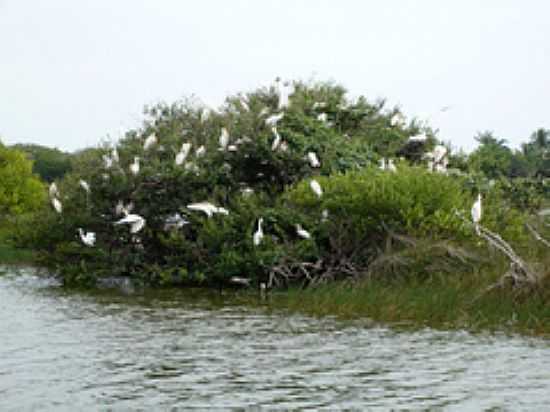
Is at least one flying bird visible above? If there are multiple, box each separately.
[78,228,96,247]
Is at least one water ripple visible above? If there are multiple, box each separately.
[0,270,548,410]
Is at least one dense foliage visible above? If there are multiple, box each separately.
[12,144,72,182]
[9,81,549,290]
[0,142,46,218]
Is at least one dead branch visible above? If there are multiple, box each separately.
[525,223,550,248]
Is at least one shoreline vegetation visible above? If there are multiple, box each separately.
[1,79,549,335]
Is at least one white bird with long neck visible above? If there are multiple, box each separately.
[114,213,146,234]
[296,224,311,239]
[143,133,157,150]
[129,157,140,175]
[253,218,264,246]
[471,193,482,235]
[307,152,321,168]
[310,179,323,198]
[187,202,229,218]
[78,228,96,247]
[271,127,282,151]
[219,127,230,150]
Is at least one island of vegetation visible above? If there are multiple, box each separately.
[1,80,549,335]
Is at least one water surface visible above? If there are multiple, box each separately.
[1,266,549,410]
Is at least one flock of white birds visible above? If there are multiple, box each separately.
[48,79,482,249]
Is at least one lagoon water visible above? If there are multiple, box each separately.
[1,266,549,410]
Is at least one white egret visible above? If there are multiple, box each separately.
[175,151,185,166]
[175,142,192,165]
[196,145,206,157]
[240,97,249,111]
[111,147,119,163]
[78,228,96,247]
[312,102,327,109]
[253,218,264,246]
[277,79,291,109]
[471,194,482,234]
[296,224,311,239]
[390,113,405,127]
[79,179,90,193]
[227,144,238,152]
[265,113,284,127]
[241,187,254,197]
[433,145,448,164]
[412,133,427,142]
[115,200,134,217]
[49,182,59,199]
[143,133,157,150]
[310,179,323,198]
[51,197,62,214]
[279,141,289,152]
[219,127,230,150]
[103,154,113,169]
[129,157,140,175]
[187,202,229,218]
[387,159,397,172]
[317,113,328,123]
[271,127,282,151]
[200,108,210,123]
[114,213,146,234]
[321,209,329,222]
[307,152,321,168]
[379,158,386,170]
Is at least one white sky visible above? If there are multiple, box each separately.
[1,0,548,152]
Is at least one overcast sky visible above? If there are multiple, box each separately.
[1,1,548,152]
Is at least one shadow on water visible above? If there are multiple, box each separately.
[1,266,549,410]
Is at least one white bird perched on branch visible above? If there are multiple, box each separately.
[78,228,96,247]
[187,202,229,218]
[265,113,284,127]
[102,154,114,169]
[49,182,59,199]
[307,152,321,168]
[129,157,140,175]
[51,197,62,214]
[471,194,482,235]
[317,113,328,123]
[195,145,206,158]
[143,133,157,150]
[114,213,146,234]
[253,217,264,246]
[111,147,119,163]
[296,224,311,239]
[310,179,323,198]
[219,127,230,150]
[271,127,282,150]
[115,200,134,217]
[432,145,448,164]
[379,158,386,170]
[390,113,406,127]
[79,179,90,193]
[175,142,192,166]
